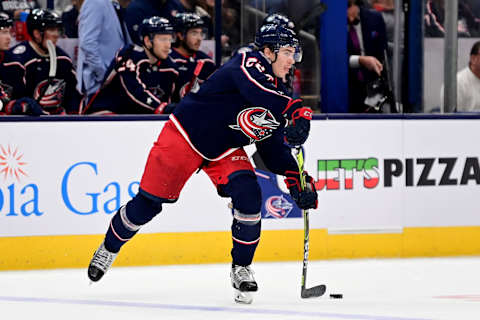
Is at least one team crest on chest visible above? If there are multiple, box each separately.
[229,107,280,143]
[34,79,66,107]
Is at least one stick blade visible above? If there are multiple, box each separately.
[301,284,326,298]
[46,40,57,78]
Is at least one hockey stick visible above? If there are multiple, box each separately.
[46,39,57,81]
[36,40,57,105]
[295,147,326,299]
[181,60,205,97]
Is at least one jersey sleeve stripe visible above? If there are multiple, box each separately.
[281,98,302,115]
[135,60,162,104]
[169,114,239,161]
[158,68,179,76]
[3,61,25,69]
[119,75,155,110]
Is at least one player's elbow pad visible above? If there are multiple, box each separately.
[283,107,312,146]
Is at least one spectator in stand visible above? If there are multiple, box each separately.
[124,0,195,45]
[425,0,480,37]
[36,0,70,12]
[347,0,387,113]
[82,17,179,114]
[195,0,239,55]
[441,41,480,112]
[370,0,398,45]
[467,0,480,17]
[0,0,37,19]
[61,0,81,38]
[76,0,131,97]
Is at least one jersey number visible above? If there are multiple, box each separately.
[118,59,136,72]
[245,57,265,73]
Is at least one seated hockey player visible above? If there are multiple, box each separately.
[82,16,178,115]
[5,9,82,115]
[0,11,48,115]
[170,12,216,101]
[87,23,317,304]
[0,11,14,114]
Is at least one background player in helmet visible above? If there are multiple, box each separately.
[5,9,82,115]
[83,17,178,115]
[0,11,13,113]
[87,23,317,305]
[0,11,46,115]
[170,12,216,101]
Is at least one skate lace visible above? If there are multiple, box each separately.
[91,246,116,272]
[235,266,254,282]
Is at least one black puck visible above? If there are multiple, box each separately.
[329,294,343,299]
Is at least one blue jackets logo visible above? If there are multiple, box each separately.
[229,107,280,143]
[265,195,293,219]
[256,169,302,219]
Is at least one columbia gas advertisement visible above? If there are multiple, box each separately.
[1,119,479,237]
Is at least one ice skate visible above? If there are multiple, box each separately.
[87,242,117,282]
[231,264,258,304]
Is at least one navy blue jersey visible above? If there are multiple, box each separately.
[172,50,300,175]
[84,45,179,115]
[231,44,294,97]
[230,43,256,58]
[169,48,216,101]
[5,41,82,114]
[0,51,14,100]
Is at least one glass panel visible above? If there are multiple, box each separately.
[424,0,480,113]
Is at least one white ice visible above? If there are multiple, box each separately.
[1,257,479,320]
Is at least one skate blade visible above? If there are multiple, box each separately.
[234,289,253,304]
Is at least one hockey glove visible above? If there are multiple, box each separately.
[284,170,318,210]
[5,97,48,116]
[283,107,313,146]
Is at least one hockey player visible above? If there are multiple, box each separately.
[5,9,82,115]
[170,12,216,101]
[0,11,45,115]
[87,24,317,304]
[83,16,179,115]
[232,13,300,97]
[232,13,296,57]
[0,12,12,112]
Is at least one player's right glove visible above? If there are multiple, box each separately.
[5,97,48,116]
[284,170,318,210]
[283,106,313,146]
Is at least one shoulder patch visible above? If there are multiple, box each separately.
[12,45,26,55]
[133,45,144,52]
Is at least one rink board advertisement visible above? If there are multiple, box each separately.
[1,118,480,269]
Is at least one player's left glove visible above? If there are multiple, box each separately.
[283,106,313,146]
[5,97,48,116]
[284,170,318,210]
